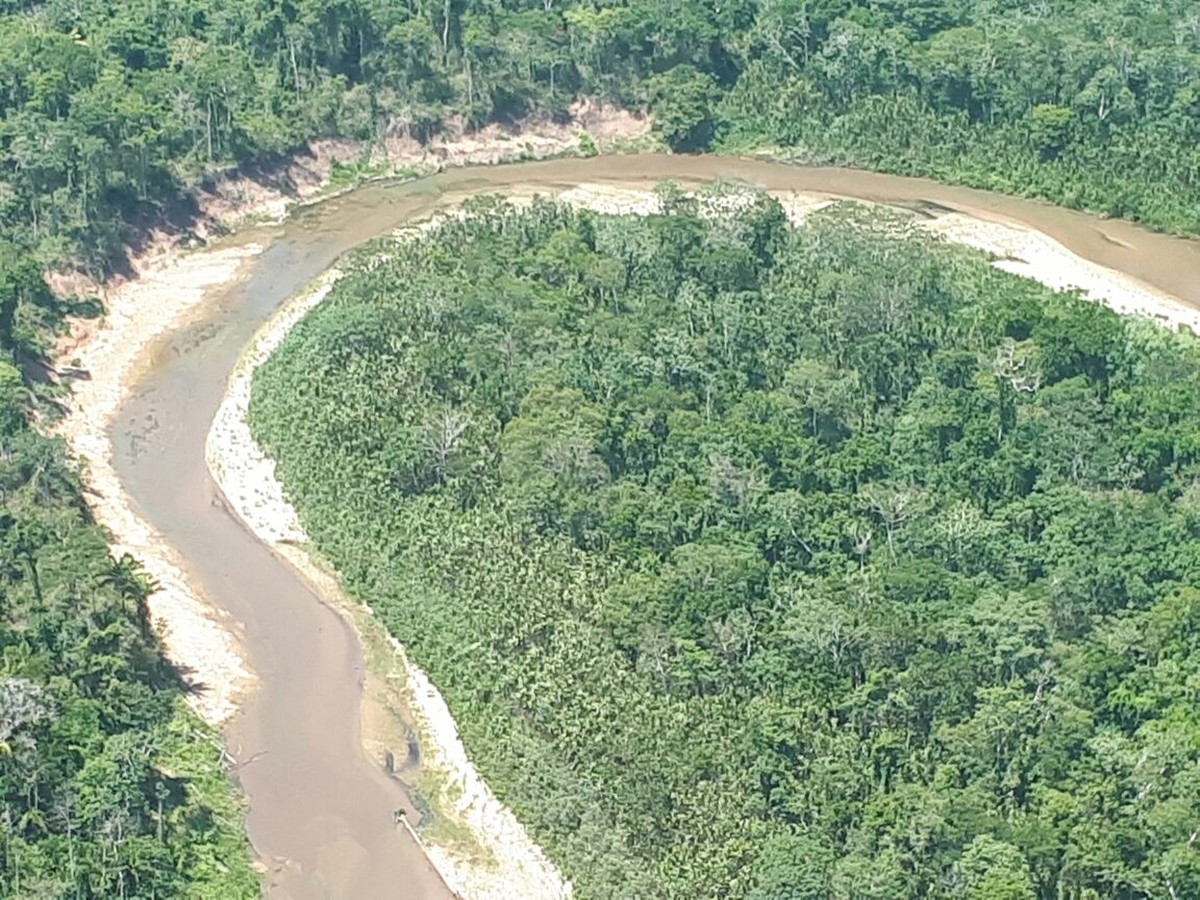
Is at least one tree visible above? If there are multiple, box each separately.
[1029,103,1074,161]
[421,407,472,483]
[99,552,160,639]
[648,65,720,151]
[747,829,835,899]
[951,835,1037,900]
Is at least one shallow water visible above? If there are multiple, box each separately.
[110,155,1200,899]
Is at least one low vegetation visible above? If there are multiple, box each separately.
[252,190,1200,899]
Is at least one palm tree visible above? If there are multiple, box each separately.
[98,554,160,641]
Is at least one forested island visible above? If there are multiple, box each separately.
[251,190,1200,899]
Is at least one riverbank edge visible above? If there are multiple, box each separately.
[206,182,1200,900]
[50,105,653,732]
[203,188,672,900]
[204,265,568,900]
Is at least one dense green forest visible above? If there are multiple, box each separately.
[252,189,1200,899]
[2,0,1199,278]
[3,0,1198,896]
[0,262,258,895]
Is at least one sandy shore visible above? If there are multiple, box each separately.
[53,243,264,725]
[51,109,649,729]
[52,140,1200,899]
[922,211,1200,330]
[203,182,1199,899]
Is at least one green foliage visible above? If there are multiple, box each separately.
[577,131,599,158]
[648,65,720,151]
[0,95,258,897]
[1029,105,1074,162]
[953,836,1037,900]
[719,0,1200,232]
[0,423,258,895]
[251,190,1200,899]
[3,0,1198,284]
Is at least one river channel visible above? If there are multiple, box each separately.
[109,155,1200,899]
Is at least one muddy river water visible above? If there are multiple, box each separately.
[109,155,1200,899]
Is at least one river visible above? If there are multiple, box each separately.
[108,155,1200,899]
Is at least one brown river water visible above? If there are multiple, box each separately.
[110,155,1200,899]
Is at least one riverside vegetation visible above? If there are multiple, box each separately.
[3,0,1200,275]
[3,0,1200,895]
[250,189,1200,899]
[0,269,257,893]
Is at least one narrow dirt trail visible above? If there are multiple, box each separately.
[102,156,1200,898]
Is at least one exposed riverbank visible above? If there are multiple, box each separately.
[68,152,1200,898]
[207,181,1200,898]
[51,108,650,731]
[923,212,1200,331]
[53,241,264,725]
